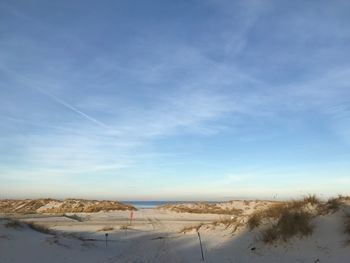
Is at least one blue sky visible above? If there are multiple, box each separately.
[1,0,350,200]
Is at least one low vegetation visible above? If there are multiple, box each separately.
[40,199,135,213]
[247,201,307,231]
[120,225,130,230]
[246,195,349,243]
[180,223,204,233]
[247,213,262,230]
[262,211,313,243]
[99,226,114,232]
[303,194,321,205]
[178,195,350,242]
[323,197,342,213]
[212,218,237,227]
[213,217,245,233]
[159,202,243,215]
[180,216,243,234]
[248,195,345,231]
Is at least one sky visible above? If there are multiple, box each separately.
[0,0,350,201]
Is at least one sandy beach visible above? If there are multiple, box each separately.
[1,198,350,262]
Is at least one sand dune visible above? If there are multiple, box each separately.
[0,198,135,214]
[1,197,350,262]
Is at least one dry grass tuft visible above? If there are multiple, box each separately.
[324,197,342,213]
[180,223,204,233]
[181,217,243,234]
[212,217,243,231]
[212,218,236,227]
[247,212,263,230]
[261,227,279,243]
[262,203,288,219]
[99,226,114,232]
[340,196,350,202]
[247,197,318,242]
[243,200,251,206]
[120,225,129,230]
[247,202,293,231]
[247,195,337,232]
[262,211,313,243]
[315,197,343,215]
[303,194,321,205]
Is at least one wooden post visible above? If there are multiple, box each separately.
[197,231,205,261]
[105,233,108,248]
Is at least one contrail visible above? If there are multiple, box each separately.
[33,86,109,128]
[1,116,88,135]
[2,68,111,130]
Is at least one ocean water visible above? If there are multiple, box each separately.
[122,201,218,209]
[122,201,182,209]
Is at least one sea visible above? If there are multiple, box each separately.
[122,201,181,209]
[122,201,218,209]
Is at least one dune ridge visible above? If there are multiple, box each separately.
[0,198,135,214]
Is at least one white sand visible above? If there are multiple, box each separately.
[1,201,350,262]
